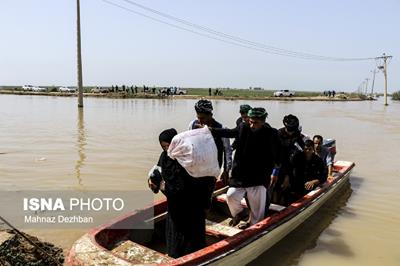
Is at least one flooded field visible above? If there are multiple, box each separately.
[0,94,399,265]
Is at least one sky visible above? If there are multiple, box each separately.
[0,0,399,92]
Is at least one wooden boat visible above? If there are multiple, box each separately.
[67,160,354,266]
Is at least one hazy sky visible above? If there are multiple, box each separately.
[1,0,398,92]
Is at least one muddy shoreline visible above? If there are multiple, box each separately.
[0,90,363,101]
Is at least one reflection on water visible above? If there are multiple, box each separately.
[248,182,353,266]
[75,108,86,188]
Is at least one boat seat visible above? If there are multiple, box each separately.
[215,193,286,212]
[111,240,172,264]
[205,219,242,237]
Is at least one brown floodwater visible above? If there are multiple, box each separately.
[0,94,399,265]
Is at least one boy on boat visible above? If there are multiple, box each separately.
[290,139,327,198]
[313,134,334,180]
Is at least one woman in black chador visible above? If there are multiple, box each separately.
[148,128,206,258]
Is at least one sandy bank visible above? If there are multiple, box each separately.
[0,90,363,101]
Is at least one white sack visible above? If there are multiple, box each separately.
[167,126,220,177]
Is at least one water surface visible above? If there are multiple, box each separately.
[0,94,399,265]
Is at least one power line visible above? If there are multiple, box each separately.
[120,0,375,61]
[103,0,376,61]
[100,0,313,59]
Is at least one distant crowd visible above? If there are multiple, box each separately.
[323,90,336,97]
[96,85,184,96]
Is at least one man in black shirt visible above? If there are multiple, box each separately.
[274,114,306,205]
[211,107,281,227]
[235,104,252,127]
[188,99,232,197]
[232,104,251,151]
[290,140,326,199]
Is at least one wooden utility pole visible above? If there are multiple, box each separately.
[77,0,84,108]
[370,69,378,96]
[358,82,364,94]
[376,53,393,106]
[364,78,369,95]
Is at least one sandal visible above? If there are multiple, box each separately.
[238,222,251,229]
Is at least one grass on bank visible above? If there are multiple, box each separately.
[0,85,96,93]
[392,91,400,101]
[1,85,359,98]
[181,88,321,97]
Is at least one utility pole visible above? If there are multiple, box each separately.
[364,78,369,95]
[77,0,84,108]
[370,69,378,96]
[376,53,393,106]
[358,82,363,94]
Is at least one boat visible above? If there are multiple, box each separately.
[67,159,354,266]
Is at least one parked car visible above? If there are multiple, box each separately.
[22,85,34,91]
[273,90,295,97]
[91,87,110,93]
[160,87,187,95]
[59,86,77,93]
[32,86,47,92]
[177,88,187,95]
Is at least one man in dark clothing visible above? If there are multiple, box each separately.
[235,104,252,127]
[313,134,333,180]
[290,140,326,199]
[274,114,307,205]
[232,104,252,151]
[188,99,232,197]
[211,107,281,227]
[148,128,205,258]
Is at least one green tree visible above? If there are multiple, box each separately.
[392,91,400,101]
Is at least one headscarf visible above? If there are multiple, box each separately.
[248,107,268,119]
[159,128,178,143]
[239,104,252,114]
[194,99,213,114]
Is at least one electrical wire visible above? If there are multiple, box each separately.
[101,0,312,59]
[102,0,376,61]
